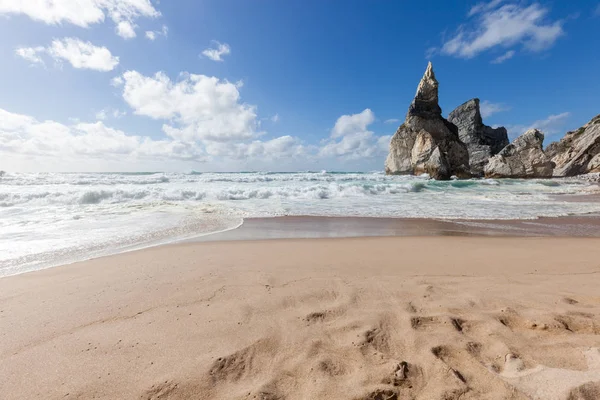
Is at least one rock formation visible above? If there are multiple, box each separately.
[448,99,509,176]
[545,114,600,176]
[385,62,470,180]
[484,129,555,178]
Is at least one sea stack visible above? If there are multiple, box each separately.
[448,99,509,176]
[484,129,555,178]
[545,114,600,176]
[385,62,470,180]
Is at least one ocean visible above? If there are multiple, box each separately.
[1,171,600,277]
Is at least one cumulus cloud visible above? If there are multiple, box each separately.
[116,21,136,39]
[319,109,389,160]
[0,0,159,38]
[205,136,307,161]
[506,111,570,139]
[16,38,119,71]
[480,100,510,118]
[201,41,231,62]
[119,70,261,142]
[442,1,564,60]
[0,108,204,163]
[145,25,168,40]
[110,69,316,162]
[15,46,46,66]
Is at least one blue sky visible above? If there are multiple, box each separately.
[1,0,600,172]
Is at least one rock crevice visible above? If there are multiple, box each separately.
[448,98,509,176]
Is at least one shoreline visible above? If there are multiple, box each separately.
[2,236,600,399]
[194,214,600,242]
[4,212,600,279]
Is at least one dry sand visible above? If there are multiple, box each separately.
[1,237,600,399]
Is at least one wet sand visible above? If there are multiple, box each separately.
[2,236,600,399]
[197,215,600,242]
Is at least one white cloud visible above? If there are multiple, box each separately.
[384,118,400,124]
[425,47,438,59]
[201,41,231,62]
[205,136,307,160]
[95,110,108,120]
[119,70,260,142]
[96,108,126,120]
[377,135,392,152]
[0,108,204,163]
[468,0,505,17]
[271,114,280,123]
[49,38,119,71]
[480,100,510,118]
[0,0,159,38]
[112,70,393,164]
[111,76,124,87]
[528,112,571,134]
[116,21,136,39]
[15,46,46,66]
[331,108,375,138]
[491,49,515,64]
[506,112,570,139]
[319,109,389,160]
[145,25,168,40]
[442,2,564,60]
[16,38,119,71]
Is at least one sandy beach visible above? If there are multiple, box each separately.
[2,236,600,400]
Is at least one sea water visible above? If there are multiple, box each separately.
[1,171,600,277]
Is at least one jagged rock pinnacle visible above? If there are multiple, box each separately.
[386,62,470,179]
[408,62,442,118]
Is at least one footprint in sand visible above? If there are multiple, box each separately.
[410,315,465,333]
[498,348,600,400]
[357,388,398,400]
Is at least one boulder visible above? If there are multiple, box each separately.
[385,62,470,180]
[545,114,600,176]
[448,98,509,176]
[484,129,554,178]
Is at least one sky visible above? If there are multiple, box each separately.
[1,0,600,172]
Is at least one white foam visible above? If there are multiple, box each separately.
[1,172,600,276]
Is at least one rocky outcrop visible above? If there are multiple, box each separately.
[545,115,600,176]
[484,129,554,178]
[448,99,509,176]
[385,62,470,180]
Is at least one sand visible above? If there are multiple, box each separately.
[1,237,600,399]
[198,215,600,241]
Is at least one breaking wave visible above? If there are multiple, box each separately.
[2,171,600,277]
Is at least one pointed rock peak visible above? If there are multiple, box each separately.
[415,62,439,100]
[424,61,437,82]
[408,62,442,118]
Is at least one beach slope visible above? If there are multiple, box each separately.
[1,237,600,399]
